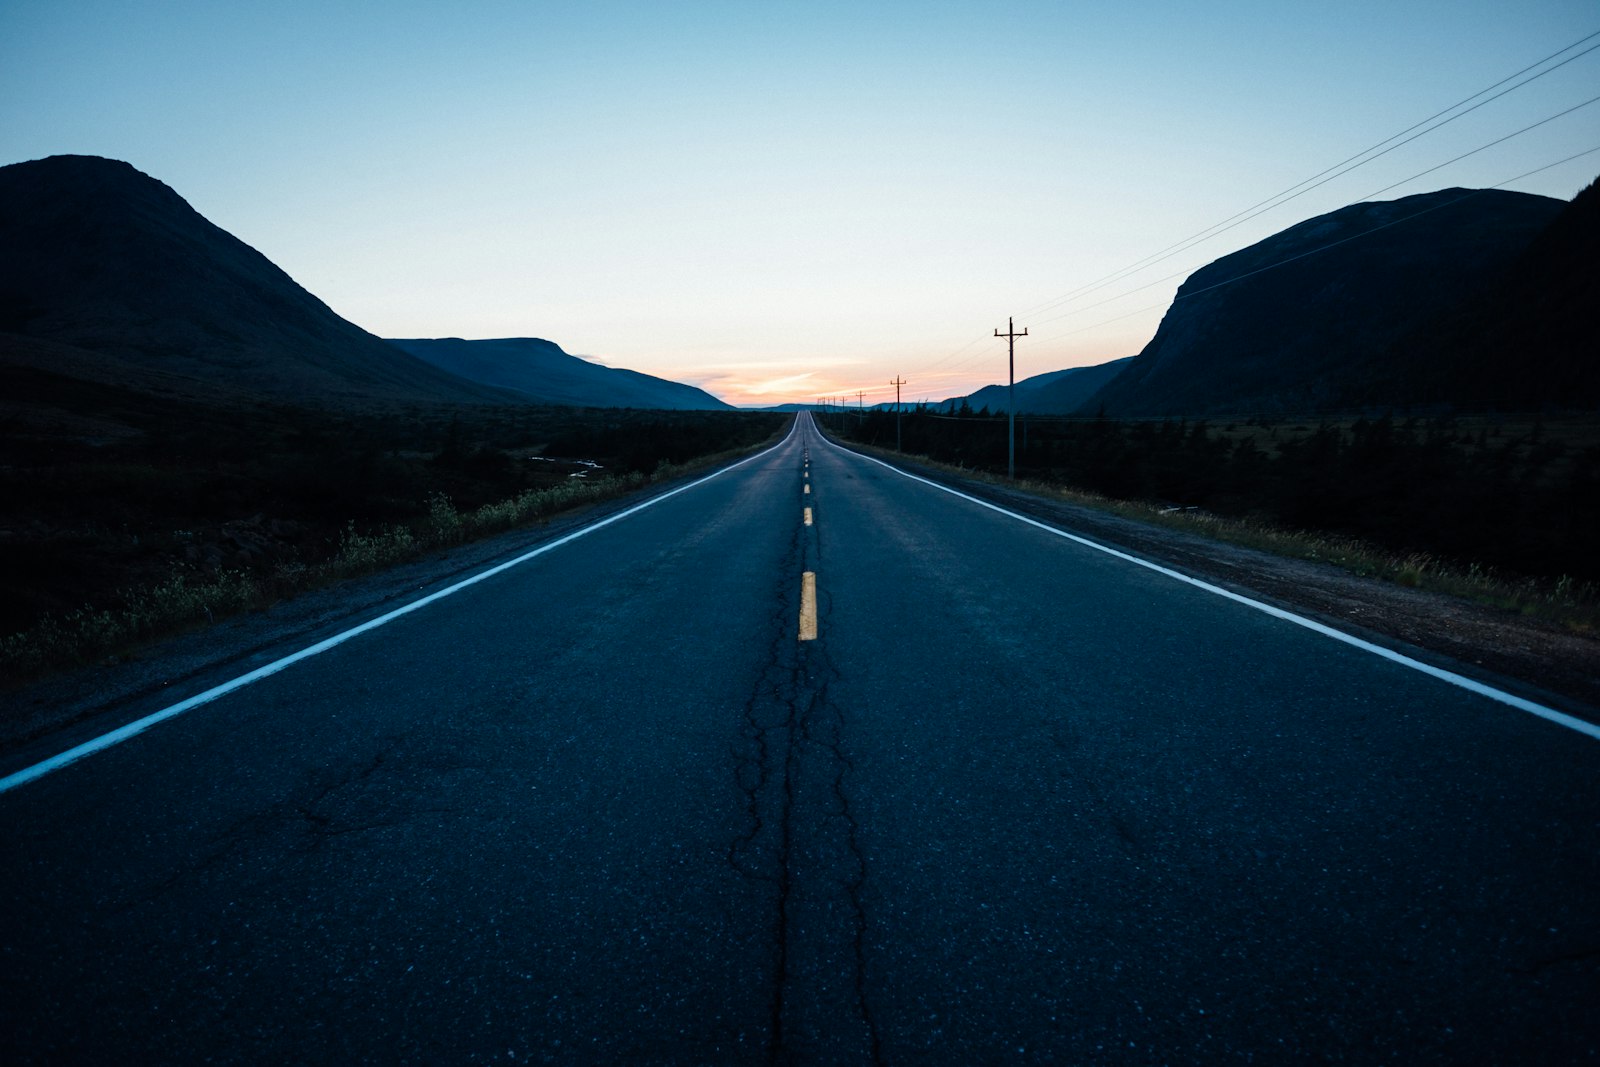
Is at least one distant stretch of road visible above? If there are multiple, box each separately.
[3,411,1596,1063]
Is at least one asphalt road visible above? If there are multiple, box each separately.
[3,412,1597,1064]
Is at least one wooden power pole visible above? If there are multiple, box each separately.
[994,316,1028,479]
[890,376,906,451]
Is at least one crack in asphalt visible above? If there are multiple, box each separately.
[292,747,392,838]
[1050,721,1144,856]
[728,447,882,1065]
[109,741,408,913]
[799,582,883,1064]
[1512,945,1600,975]
[727,579,796,887]
[724,468,807,1061]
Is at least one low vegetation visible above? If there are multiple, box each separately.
[0,388,786,684]
[833,407,1600,632]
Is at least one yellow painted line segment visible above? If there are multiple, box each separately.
[799,572,818,641]
[804,483,810,495]
[804,507,813,526]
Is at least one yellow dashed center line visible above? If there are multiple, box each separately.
[799,572,818,641]
[804,507,813,526]
[804,483,810,495]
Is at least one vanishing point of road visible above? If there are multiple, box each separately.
[3,412,1596,1063]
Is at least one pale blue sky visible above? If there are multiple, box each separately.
[4,1,1597,405]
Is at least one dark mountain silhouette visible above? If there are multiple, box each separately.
[1083,187,1569,416]
[937,357,1134,414]
[1355,175,1600,410]
[388,337,732,410]
[0,154,519,407]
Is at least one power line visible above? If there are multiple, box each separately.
[1356,93,1600,202]
[914,332,1003,379]
[1024,96,1600,338]
[889,35,1600,407]
[1026,143,1600,349]
[1019,100,1600,349]
[1018,30,1600,321]
[1490,143,1600,186]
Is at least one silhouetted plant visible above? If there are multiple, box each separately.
[838,410,1597,584]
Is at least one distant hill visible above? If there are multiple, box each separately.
[936,357,1134,414]
[388,337,732,411]
[0,154,516,407]
[1355,176,1600,410]
[1083,187,1569,416]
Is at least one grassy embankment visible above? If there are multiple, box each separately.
[832,409,1600,633]
[0,391,788,684]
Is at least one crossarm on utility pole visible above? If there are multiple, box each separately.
[994,316,1028,479]
[890,376,906,451]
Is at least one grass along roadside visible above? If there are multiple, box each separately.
[845,440,1600,636]
[0,439,777,686]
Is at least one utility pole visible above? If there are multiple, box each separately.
[856,391,865,421]
[994,316,1028,479]
[890,376,906,451]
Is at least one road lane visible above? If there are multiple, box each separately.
[2,425,815,1063]
[2,411,1596,1064]
[806,420,1600,1063]
[0,420,811,794]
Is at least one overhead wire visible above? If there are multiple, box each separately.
[850,31,1600,408]
[1017,29,1600,322]
[1026,144,1600,348]
[1021,101,1600,345]
[1010,74,1600,352]
[1354,93,1600,202]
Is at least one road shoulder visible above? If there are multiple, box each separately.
[825,436,1600,722]
[0,469,735,757]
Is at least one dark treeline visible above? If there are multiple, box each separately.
[541,410,786,475]
[832,406,1600,583]
[0,367,786,641]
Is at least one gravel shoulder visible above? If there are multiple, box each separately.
[4,440,1597,763]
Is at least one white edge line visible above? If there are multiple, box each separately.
[0,417,804,794]
[822,429,1600,742]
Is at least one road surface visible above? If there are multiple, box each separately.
[3,412,1597,1063]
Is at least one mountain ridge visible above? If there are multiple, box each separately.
[1081,186,1572,416]
[388,337,732,410]
[0,154,518,407]
[0,155,731,413]
[937,357,1136,414]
